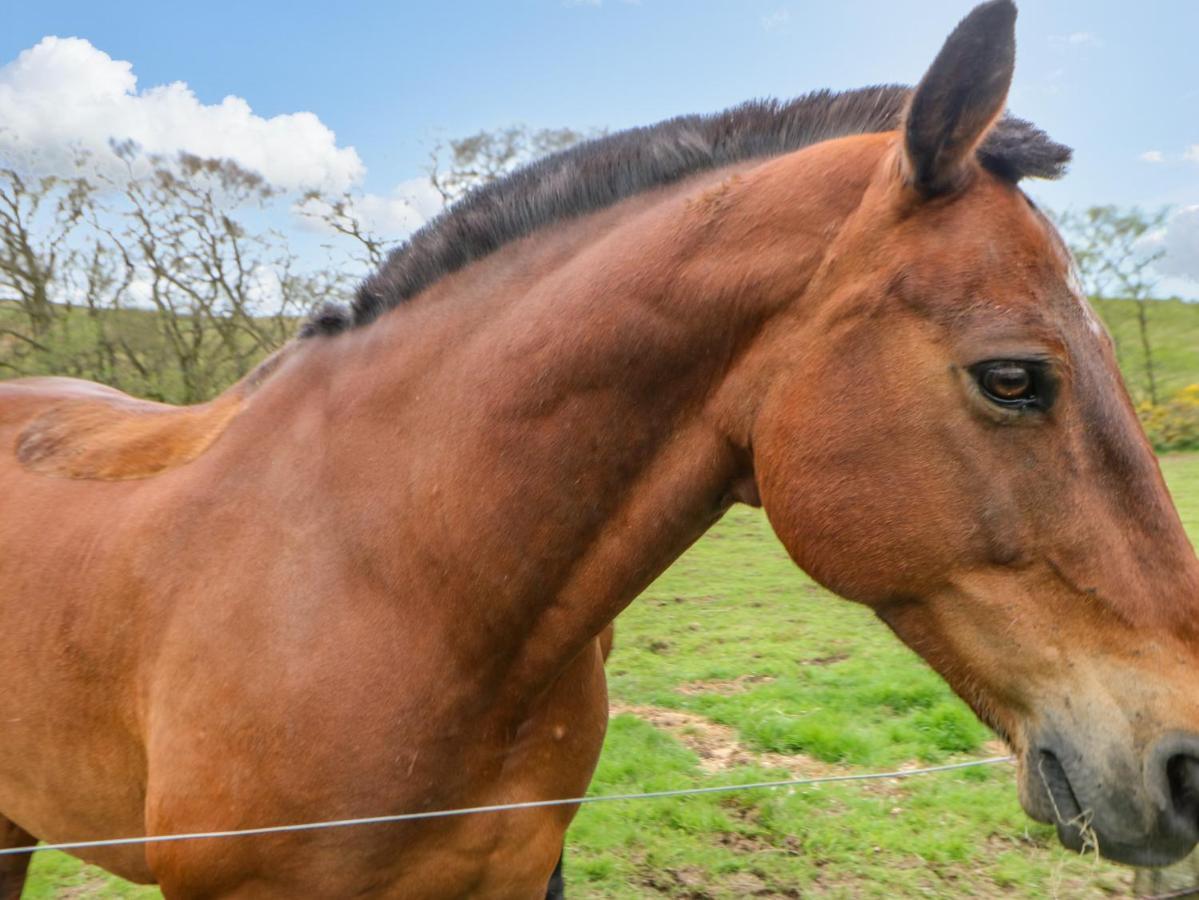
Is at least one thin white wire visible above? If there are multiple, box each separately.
[0,755,1012,857]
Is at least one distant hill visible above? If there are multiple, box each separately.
[1093,297,1199,403]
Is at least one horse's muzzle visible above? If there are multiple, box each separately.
[1020,731,1199,867]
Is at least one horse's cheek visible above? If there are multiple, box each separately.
[753,394,968,604]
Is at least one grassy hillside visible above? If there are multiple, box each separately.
[1092,297,1199,403]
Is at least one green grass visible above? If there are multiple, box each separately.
[1165,454,1199,535]
[20,854,157,900]
[1092,297,1199,403]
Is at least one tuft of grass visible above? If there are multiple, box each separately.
[22,853,158,900]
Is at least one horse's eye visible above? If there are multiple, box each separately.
[970,360,1051,411]
[981,364,1033,402]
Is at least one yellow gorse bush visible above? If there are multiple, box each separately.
[1139,384,1199,452]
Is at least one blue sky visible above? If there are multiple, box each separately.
[3,0,1197,294]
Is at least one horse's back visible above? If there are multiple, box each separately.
[1,375,245,481]
[0,375,122,423]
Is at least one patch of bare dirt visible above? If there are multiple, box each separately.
[610,703,1011,804]
[639,865,798,899]
[716,800,805,857]
[638,866,714,898]
[676,674,776,696]
[721,871,769,894]
[610,704,844,778]
[56,869,135,899]
[798,652,849,667]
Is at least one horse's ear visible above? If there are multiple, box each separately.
[904,0,1017,195]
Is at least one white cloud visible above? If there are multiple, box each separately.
[0,36,363,192]
[1153,205,1199,285]
[761,8,790,31]
[1050,31,1104,50]
[1186,146,1199,164]
[355,177,446,237]
[1140,150,1165,163]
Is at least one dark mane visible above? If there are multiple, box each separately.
[304,85,1070,337]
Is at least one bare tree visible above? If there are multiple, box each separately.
[92,145,328,401]
[428,125,597,205]
[1,123,599,401]
[1055,205,1170,405]
[296,190,394,272]
[0,166,91,344]
[0,147,348,401]
[296,123,599,282]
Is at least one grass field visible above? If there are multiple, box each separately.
[1092,298,1199,404]
[19,454,1199,898]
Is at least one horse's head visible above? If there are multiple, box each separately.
[750,0,1199,866]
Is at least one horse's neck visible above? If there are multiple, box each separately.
[308,150,870,692]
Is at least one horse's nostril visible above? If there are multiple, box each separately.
[1166,755,1199,822]
[1038,750,1083,824]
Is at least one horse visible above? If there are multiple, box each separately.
[2,1,1198,896]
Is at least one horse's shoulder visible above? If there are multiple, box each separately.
[7,377,245,481]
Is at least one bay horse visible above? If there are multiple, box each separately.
[3,1,1199,896]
